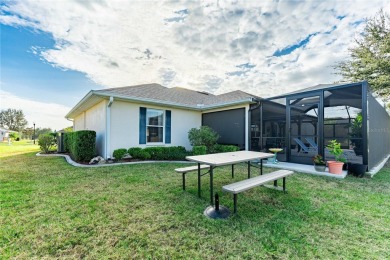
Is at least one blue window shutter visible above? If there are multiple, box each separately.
[139,107,146,144]
[165,110,171,144]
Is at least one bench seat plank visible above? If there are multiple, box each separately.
[223,170,293,194]
[175,164,210,173]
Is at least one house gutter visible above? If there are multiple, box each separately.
[105,97,114,159]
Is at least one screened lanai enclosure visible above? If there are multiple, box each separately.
[250,81,390,171]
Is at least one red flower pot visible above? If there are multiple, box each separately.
[327,161,344,174]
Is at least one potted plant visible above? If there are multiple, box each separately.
[313,154,326,172]
[326,140,347,174]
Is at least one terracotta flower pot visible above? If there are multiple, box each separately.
[327,161,344,174]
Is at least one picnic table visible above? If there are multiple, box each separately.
[185,151,275,206]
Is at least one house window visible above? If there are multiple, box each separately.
[146,109,164,143]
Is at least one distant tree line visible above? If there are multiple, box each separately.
[0,108,73,140]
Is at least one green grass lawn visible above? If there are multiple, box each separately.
[1,143,389,259]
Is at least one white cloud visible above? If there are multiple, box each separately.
[1,0,389,99]
[0,90,72,130]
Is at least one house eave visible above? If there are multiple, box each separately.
[65,90,257,119]
[92,91,256,111]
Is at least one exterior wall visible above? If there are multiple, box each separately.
[73,112,85,131]
[73,101,107,157]
[202,108,246,149]
[367,93,390,170]
[85,101,107,157]
[202,104,250,150]
[109,100,201,157]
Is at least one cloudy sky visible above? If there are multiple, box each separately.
[0,0,388,130]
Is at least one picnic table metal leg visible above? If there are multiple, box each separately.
[232,164,234,178]
[260,159,263,175]
[274,180,278,187]
[210,166,214,205]
[283,177,286,193]
[247,161,251,178]
[182,173,186,190]
[197,163,201,198]
[233,194,237,213]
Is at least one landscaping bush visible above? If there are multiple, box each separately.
[165,146,187,160]
[128,147,143,159]
[188,126,219,152]
[128,146,187,160]
[192,145,207,155]
[144,147,165,160]
[212,144,240,153]
[113,148,128,161]
[38,134,57,153]
[137,150,151,160]
[9,132,19,141]
[65,130,96,162]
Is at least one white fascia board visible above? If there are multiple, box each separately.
[65,90,94,119]
[201,99,256,111]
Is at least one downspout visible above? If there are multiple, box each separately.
[105,97,114,159]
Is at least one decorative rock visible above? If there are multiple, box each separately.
[123,154,132,159]
[89,156,105,165]
[98,158,106,164]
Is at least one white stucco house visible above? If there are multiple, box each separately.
[65,83,259,158]
[0,127,15,141]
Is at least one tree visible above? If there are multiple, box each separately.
[0,108,28,131]
[335,9,390,100]
[62,126,74,132]
[22,127,34,139]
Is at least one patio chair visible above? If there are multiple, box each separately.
[293,138,317,153]
[305,137,318,149]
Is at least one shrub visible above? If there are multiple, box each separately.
[63,133,70,152]
[65,130,96,162]
[113,148,128,161]
[193,145,207,155]
[165,146,187,160]
[212,144,240,153]
[188,126,219,152]
[138,150,151,160]
[9,132,19,140]
[144,147,165,160]
[128,147,143,159]
[129,146,187,160]
[38,134,56,153]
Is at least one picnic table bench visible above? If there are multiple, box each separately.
[175,164,210,191]
[223,169,294,213]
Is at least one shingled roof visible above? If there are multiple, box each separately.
[95,83,258,107]
[66,83,260,119]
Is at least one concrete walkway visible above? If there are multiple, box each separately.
[263,161,348,179]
